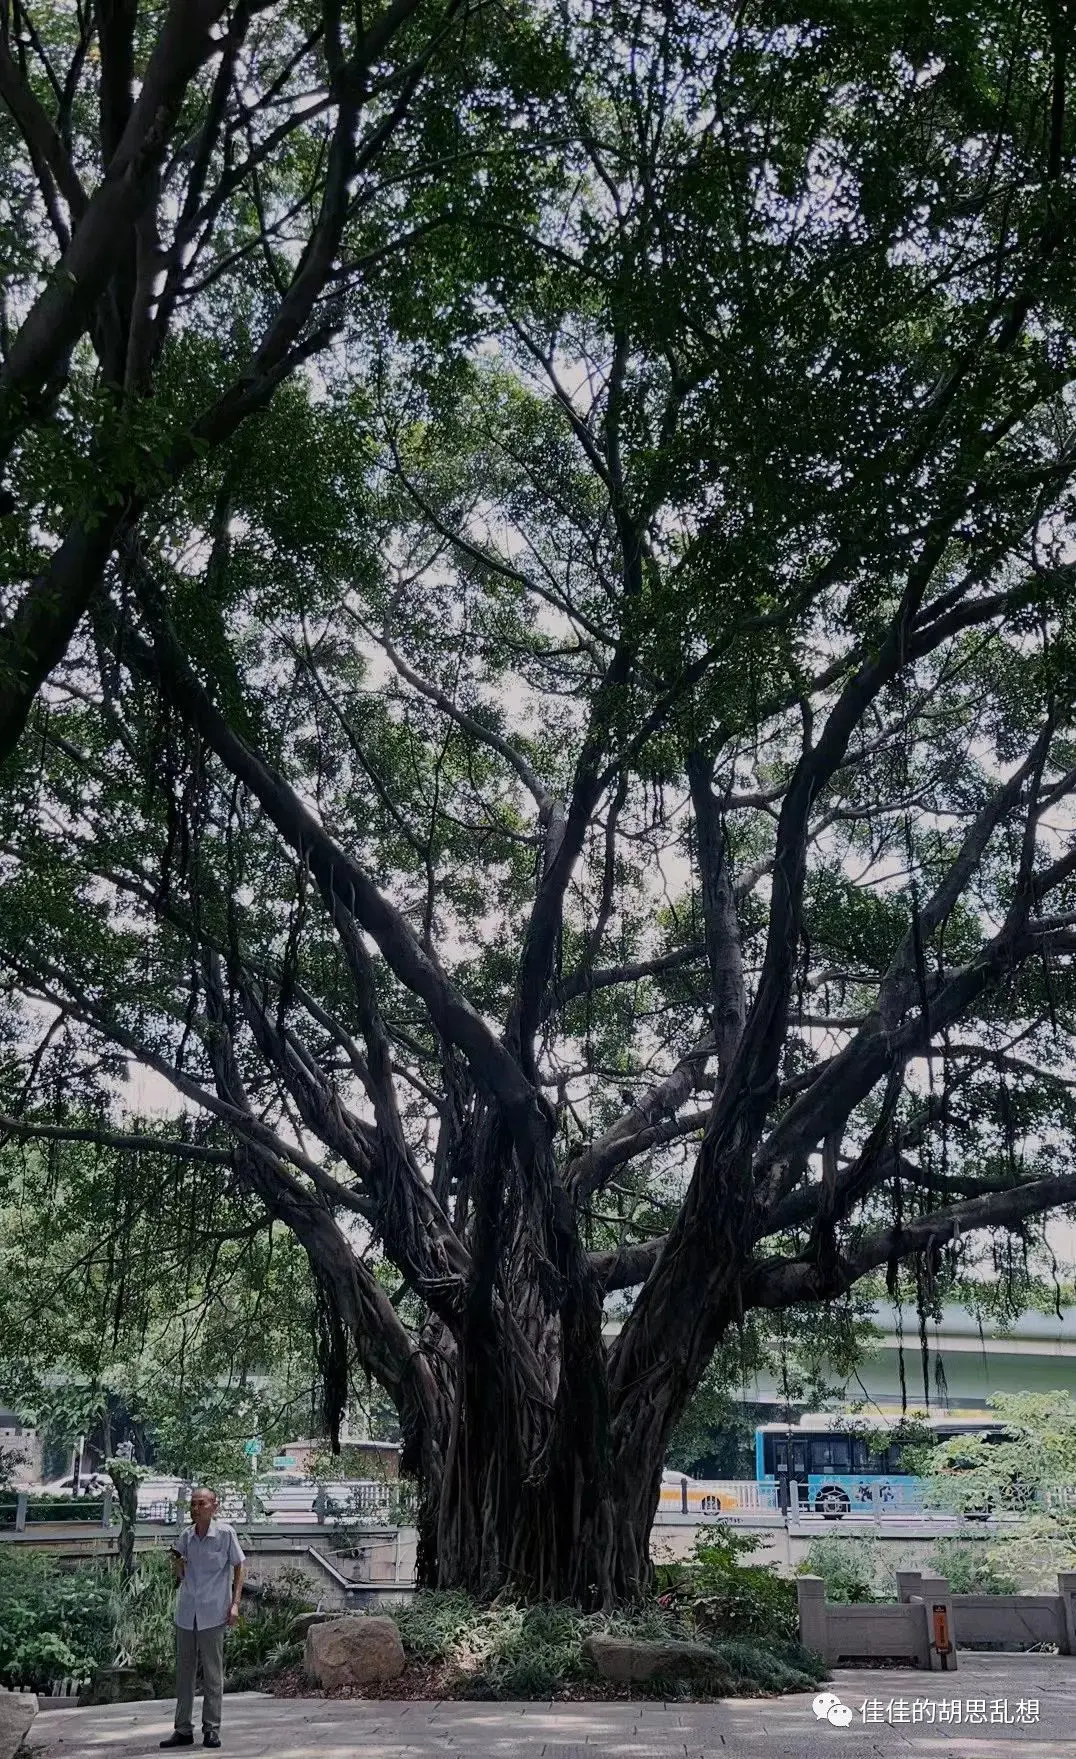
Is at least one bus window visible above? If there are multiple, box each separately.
[852,1439,871,1471]
[811,1437,851,1473]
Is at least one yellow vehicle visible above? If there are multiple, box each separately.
[658,1471,757,1515]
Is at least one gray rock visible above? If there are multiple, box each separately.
[0,1691,36,1759]
[287,1610,341,1641]
[304,1614,406,1687]
[77,1666,154,1706]
[583,1634,734,1688]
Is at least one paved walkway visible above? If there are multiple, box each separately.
[23,1656,1076,1759]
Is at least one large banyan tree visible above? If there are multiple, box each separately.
[4,0,1076,1601]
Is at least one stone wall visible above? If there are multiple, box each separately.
[240,1547,348,1611]
[798,1574,957,1670]
[897,1570,1076,1654]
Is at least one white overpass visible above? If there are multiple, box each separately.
[603,1300,1076,1413]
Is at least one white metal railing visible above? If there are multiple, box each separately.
[729,1481,781,1512]
[135,1478,404,1526]
[651,1475,1035,1525]
[657,1477,780,1517]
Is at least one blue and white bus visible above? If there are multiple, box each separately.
[755,1412,1006,1517]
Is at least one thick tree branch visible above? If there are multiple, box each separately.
[123,593,547,1162]
[746,1169,1076,1310]
[0,36,88,222]
[542,941,705,1020]
[0,0,231,446]
[567,1039,713,1203]
[0,1114,232,1164]
[687,750,746,1075]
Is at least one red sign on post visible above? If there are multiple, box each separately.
[932,1604,953,1658]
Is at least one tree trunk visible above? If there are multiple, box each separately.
[318,1120,742,1607]
[424,1324,654,1608]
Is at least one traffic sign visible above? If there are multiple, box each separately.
[243,1438,262,1458]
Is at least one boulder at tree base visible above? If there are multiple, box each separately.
[288,1610,341,1642]
[583,1634,735,1689]
[0,1691,36,1759]
[304,1615,406,1687]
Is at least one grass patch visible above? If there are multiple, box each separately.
[377,1590,824,1701]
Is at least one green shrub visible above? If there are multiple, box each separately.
[653,1561,689,1598]
[109,1550,180,1691]
[225,1574,315,1682]
[683,1528,799,1641]
[929,1540,1018,1596]
[706,1637,827,1694]
[397,1593,685,1698]
[393,1589,480,1661]
[692,1523,758,1570]
[690,1574,799,1642]
[797,1537,881,1603]
[0,1550,113,1690]
[442,1600,591,1699]
[226,1639,304,1693]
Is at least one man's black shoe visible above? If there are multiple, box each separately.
[160,1737,194,1749]
[203,1735,221,1749]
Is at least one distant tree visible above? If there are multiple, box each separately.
[923,1391,1076,1586]
[0,1139,323,1479]
[106,1454,146,1581]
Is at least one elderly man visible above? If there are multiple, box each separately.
[160,1487,245,1750]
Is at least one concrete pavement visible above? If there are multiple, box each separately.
[23,1655,1076,1759]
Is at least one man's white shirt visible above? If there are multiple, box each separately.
[173,1518,245,1630]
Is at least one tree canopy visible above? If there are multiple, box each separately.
[3,0,1076,1602]
[0,1134,326,1480]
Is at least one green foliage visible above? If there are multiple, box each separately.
[702,1638,827,1696]
[390,1590,822,1699]
[920,1393,1076,1585]
[109,1551,178,1691]
[689,1524,758,1570]
[797,1538,884,1604]
[391,1589,479,1661]
[0,1550,112,1690]
[929,1392,1076,1511]
[680,1529,800,1643]
[0,1138,322,1486]
[929,1540,1017,1596]
[691,1573,800,1646]
[223,1572,316,1687]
